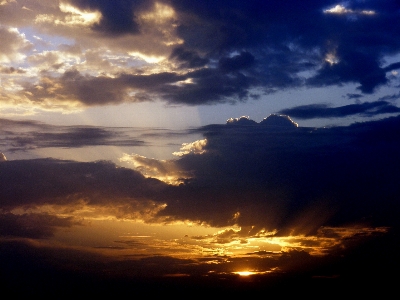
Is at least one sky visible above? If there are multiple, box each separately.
[1,0,400,296]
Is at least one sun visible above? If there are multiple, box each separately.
[234,271,257,277]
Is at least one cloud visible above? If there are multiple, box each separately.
[169,46,208,69]
[0,118,199,157]
[1,0,399,111]
[0,158,168,213]
[67,0,149,36]
[0,118,150,151]
[0,25,32,62]
[119,153,191,185]
[0,115,399,294]
[0,212,79,238]
[323,4,375,16]
[1,114,400,236]
[277,101,400,119]
[0,66,25,74]
[154,114,400,234]
[346,93,363,100]
[18,67,260,107]
[218,51,255,73]
[377,92,400,102]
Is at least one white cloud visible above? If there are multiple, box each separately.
[324,4,375,15]
[172,139,207,156]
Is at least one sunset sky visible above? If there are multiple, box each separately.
[1,0,400,295]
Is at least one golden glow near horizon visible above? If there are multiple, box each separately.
[3,199,391,277]
[235,271,257,276]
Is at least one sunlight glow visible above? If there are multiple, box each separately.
[233,270,273,276]
[119,153,190,185]
[36,3,101,27]
[235,271,257,276]
[325,52,339,65]
[59,2,101,25]
[128,52,166,63]
[227,115,251,123]
[140,2,176,22]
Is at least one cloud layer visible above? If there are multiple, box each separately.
[1,114,399,294]
[2,114,400,236]
[0,0,399,112]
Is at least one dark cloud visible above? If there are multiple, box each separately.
[8,127,145,149]
[1,114,400,294]
[383,62,400,72]
[159,68,257,105]
[172,0,397,100]
[2,115,400,235]
[158,115,400,234]
[0,213,78,238]
[14,0,399,108]
[0,158,167,209]
[377,92,400,102]
[169,47,208,68]
[346,93,363,99]
[21,67,260,106]
[0,118,148,151]
[67,0,152,35]
[218,51,255,73]
[277,101,400,119]
[2,115,400,236]
[306,51,388,94]
[169,0,400,96]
